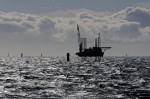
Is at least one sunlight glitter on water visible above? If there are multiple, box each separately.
[0,56,150,98]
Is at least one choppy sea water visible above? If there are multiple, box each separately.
[0,56,150,99]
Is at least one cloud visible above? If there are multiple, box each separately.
[105,7,150,42]
[74,7,150,42]
[124,7,150,27]
[0,12,55,41]
[0,7,150,43]
[41,9,111,18]
[38,17,55,34]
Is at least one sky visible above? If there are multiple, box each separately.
[0,0,150,56]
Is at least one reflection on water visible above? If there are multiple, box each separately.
[0,56,150,98]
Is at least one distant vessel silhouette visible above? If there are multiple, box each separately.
[76,24,111,58]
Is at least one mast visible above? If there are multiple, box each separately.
[95,38,98,47]
[98,33,101,47]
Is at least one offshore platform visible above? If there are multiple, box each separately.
[76,24,111,60]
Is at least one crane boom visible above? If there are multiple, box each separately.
[77,24,81,45]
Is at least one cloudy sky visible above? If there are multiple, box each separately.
[0,0,150,56]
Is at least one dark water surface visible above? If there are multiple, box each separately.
[0,56,150,98]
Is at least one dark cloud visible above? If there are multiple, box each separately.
[38,17,55,34]
[125,7,150,27]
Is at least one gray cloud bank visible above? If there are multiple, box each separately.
[0,7,150,43]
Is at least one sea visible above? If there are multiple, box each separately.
[0,56,150,99]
